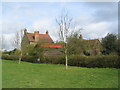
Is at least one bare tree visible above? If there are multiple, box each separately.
[12,31,20,49]
[56,10,83,69]
[19,29,24,49]
[12,29,24,50]
[12,29,24,64]
[18,29,24,64]
[56,10,72,70]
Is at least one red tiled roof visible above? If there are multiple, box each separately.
[39,34,53,43]
[40,43,62,48]
[26,33,35,42]
[26,33,53,43]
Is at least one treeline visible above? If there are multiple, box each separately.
[101,33,120,55]
[67,33,120,56]
[2,33,119,68]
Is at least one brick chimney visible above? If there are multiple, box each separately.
[46,30,48,34]
[34,31,39,34]
[79,34,83,39]
[34,31,40,42]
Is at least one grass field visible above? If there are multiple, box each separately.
[2,60,118,88]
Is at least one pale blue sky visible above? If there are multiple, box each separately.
[1,2,118,50]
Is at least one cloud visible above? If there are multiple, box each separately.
[84,2,118,23]
[32,18,53,31]
[72,2,118,39]
[84,2,117,9]
[2,19,24,34]
[1,33,15,50]
[92,8,118,22]
[31,18,59,41]
[2,18,24,50]
[82,22,111,39]
[73,15,94,27]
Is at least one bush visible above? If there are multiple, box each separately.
[42,56,65,64]
[21,55,65,64]
[21,55,39,63]
[73,55,118,68]
[68,55,86,67]
[43,55,119,68]
[2,54,19,60]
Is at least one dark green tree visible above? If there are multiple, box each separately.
[27,44,44,61]
[116,39,120,55]
[101,33,117,54]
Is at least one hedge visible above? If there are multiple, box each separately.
[84,55,119,68]
[1,54,119,68]
[2,54,19,60]
[43,55,119,68]
[41,56,65,64]
[21,55,38,63]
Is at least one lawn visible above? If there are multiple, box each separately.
[2,60,118,88]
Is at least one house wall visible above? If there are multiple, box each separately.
[84,40,102,56]
[30,42,36,45]
[88,41,102,55]
[21,34,30,55]
[34,31,40,42]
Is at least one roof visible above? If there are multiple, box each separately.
[40,43,62,48]
[26,32,53,43]
[83,39,100,43]
[83,39,102,49]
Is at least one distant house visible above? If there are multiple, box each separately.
[21,29,62,55]
[79,35,103,55]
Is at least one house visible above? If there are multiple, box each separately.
[21,29,62,55]
[79,35,103,55]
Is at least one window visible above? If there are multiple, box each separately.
[33,36,35,39]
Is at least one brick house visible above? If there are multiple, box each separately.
[79,35,103,55]
[21,29,62,55]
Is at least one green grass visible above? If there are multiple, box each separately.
[2,60,118,88]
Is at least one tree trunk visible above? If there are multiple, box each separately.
[65,43,68,70]
[18,52,22,64]
[65,51,68,70]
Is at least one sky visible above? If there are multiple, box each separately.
[1,2,118,50]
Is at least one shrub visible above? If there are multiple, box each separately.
[43,55,118,68]
[43,56,65,64]
[83,55,118,68]
[21,55,39,63]
[2,54,19,60]
[68,55,85,67]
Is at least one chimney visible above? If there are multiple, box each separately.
[34,31,40,42]
[79,34,83,39]
[34,31,39,34]
[46,30,48,34]
[24,28,27,34]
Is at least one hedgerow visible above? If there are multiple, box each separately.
[2,54,119,68]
